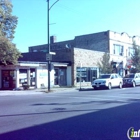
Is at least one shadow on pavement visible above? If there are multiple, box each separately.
[78,88,94,91]
[0,101,140,140]
[78,88,111,91]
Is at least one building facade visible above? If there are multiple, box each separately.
[19,52,72,87]
[26,30,140,86]
[0,61,55,90]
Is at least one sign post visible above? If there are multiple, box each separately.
[79,63,82,90]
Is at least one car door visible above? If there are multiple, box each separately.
[110,74,116,87]
[137,74,140,85]
[114,74,121,87]
[134,74,139,85]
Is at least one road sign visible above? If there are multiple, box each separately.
[46,54,52,61]
[50,52,56,55]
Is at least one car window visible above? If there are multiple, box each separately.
[111,75,115,79]
[115,74,118,78]
[99,74,111,79]
[124,74,134,78]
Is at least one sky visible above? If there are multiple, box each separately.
[12,0,140,52]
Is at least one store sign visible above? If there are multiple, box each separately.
[77,68,86,71]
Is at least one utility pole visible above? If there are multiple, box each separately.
[47,0,50,92]
[47,0,59,92]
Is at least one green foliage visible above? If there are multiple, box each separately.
[0,36,21,65]
[97,52,112,74]
[0,0,18,40]
[131,43,140,73]
[0,0,22,65]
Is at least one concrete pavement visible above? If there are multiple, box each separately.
[0,86,93,96]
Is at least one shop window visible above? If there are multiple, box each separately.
[76,67,87,82]
[30,69,36,86]
[76,67,98,82]
[19,69,27,86]
[19,69,36,87]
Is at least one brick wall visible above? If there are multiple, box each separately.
[29,40,75,53]
[75,31,109,52]
[73,48,104,85]
[52,48,73,62]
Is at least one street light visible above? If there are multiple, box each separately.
[47,0,59,92]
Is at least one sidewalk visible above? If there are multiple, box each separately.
[34,85,93,93]
[0,86,93,96]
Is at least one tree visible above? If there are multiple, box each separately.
[130,43,140,73]
[0,36,21,65]
[0,0,21,65]
[0,0,18,40]
[97,52,113,74]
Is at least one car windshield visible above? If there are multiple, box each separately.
[99,74,111,79]
[124,74,134,78]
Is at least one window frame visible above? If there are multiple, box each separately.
[128,47,134,57]
[113,44,124,56]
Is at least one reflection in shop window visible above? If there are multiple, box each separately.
[76,67,98,82]
[19,69,27,86]
[2,70,16,89]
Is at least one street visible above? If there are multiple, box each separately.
[0,87,140,140]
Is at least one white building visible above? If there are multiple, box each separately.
[0,61,54,90]
[109,31,140,76]
[0,61,72,90]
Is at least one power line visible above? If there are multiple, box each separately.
[57,3,87,19]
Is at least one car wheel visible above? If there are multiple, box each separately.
[119,82,122,89]
[132,81,136,87]
[108,83,112,90]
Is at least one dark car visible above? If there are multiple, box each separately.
[123,73,140,87]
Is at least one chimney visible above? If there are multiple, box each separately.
[50,36,57,44]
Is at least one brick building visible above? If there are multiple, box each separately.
[20,30,140,87]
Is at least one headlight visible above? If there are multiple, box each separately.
[128,79,132,82]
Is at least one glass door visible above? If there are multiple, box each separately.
[2,70,16,89]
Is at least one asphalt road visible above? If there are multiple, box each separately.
[0,87,140,140]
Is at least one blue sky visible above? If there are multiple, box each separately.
[12,0,140,52]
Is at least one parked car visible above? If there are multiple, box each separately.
[123,73,140,87]
[91,73,123,90]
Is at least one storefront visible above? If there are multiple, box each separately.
[1,70,16,89]
[0,62,54,90]
[53,62,71,86]
[76,67,99,83]
[0,61,72,90]
[111,60,125,77]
